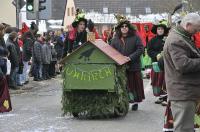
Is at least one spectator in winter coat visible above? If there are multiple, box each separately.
[15,32,24,86]
[22,31,34,84]
[6,32,20,90]
[49,42,57,77]
[13,33,22,86]
[60,28,65,42]
[54,35,63,60]
[54,35,63,74]
[164,13,200,132]
[33,34,43,81]
[42,37,52,80]
[3,26,13,43]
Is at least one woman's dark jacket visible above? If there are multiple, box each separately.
[147,35,164,62]
[23,38,34,62]
[111,35,144,71]
[64,31,87,56]
[54,36,63,60]
[6,39,19,68]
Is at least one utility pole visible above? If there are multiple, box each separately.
[16,0,21,28]
[34,0,39,26]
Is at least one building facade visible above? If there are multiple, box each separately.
[63,0,200,33]
[0,0,16,27]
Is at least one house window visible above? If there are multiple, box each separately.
[126,7,131,14]
[71,7,75,16]
[145,7,151,14]
[103,7,108,14]
[89,9,94,12]
[68,8,70,16]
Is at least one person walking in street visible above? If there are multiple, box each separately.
[163,13,200,132]
[111,14,145,111]
[147,20,169,105]
[0,24,12,112]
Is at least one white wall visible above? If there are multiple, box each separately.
[0,0,16,27]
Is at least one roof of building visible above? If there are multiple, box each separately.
[60,39,129,65]
[73,0,200,15]
[53,0,200,20]
[92,39,129,65]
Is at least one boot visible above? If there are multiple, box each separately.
[132,104,138,111]
[155,98,164,104]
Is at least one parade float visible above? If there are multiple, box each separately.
[60,39,129,118]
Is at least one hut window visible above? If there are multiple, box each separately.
[145,7,151,14]
[126,7,131,14]
[103,7,108,14]
[71,7,75,16]
[68,8,70,16]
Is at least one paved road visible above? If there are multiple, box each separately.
[0,77,166,132]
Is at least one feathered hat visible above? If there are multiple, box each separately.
[72,8,87,28]
[114,14,136,30]
[151,19,170,35]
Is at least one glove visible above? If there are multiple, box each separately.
[156,53,162,61]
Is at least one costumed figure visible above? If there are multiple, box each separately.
[147,20,169,105]
[0,23,12,112]
[63,9,87,57]
[111,14,145,111]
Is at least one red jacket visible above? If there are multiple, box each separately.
[194,32,200,48]
[132,23,155,47]
[21,22,29,34]
[18,39,23,48]
[92,28,99,39]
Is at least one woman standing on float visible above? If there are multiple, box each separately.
[63,9,87,57]
[111,15,145,110]
[147,20,169,105]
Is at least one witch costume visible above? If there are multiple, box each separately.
[0,72,12,113]
[63,9,87,56]
[111,14,145,111]
[147,20,169,104]
[0,27,12,112]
